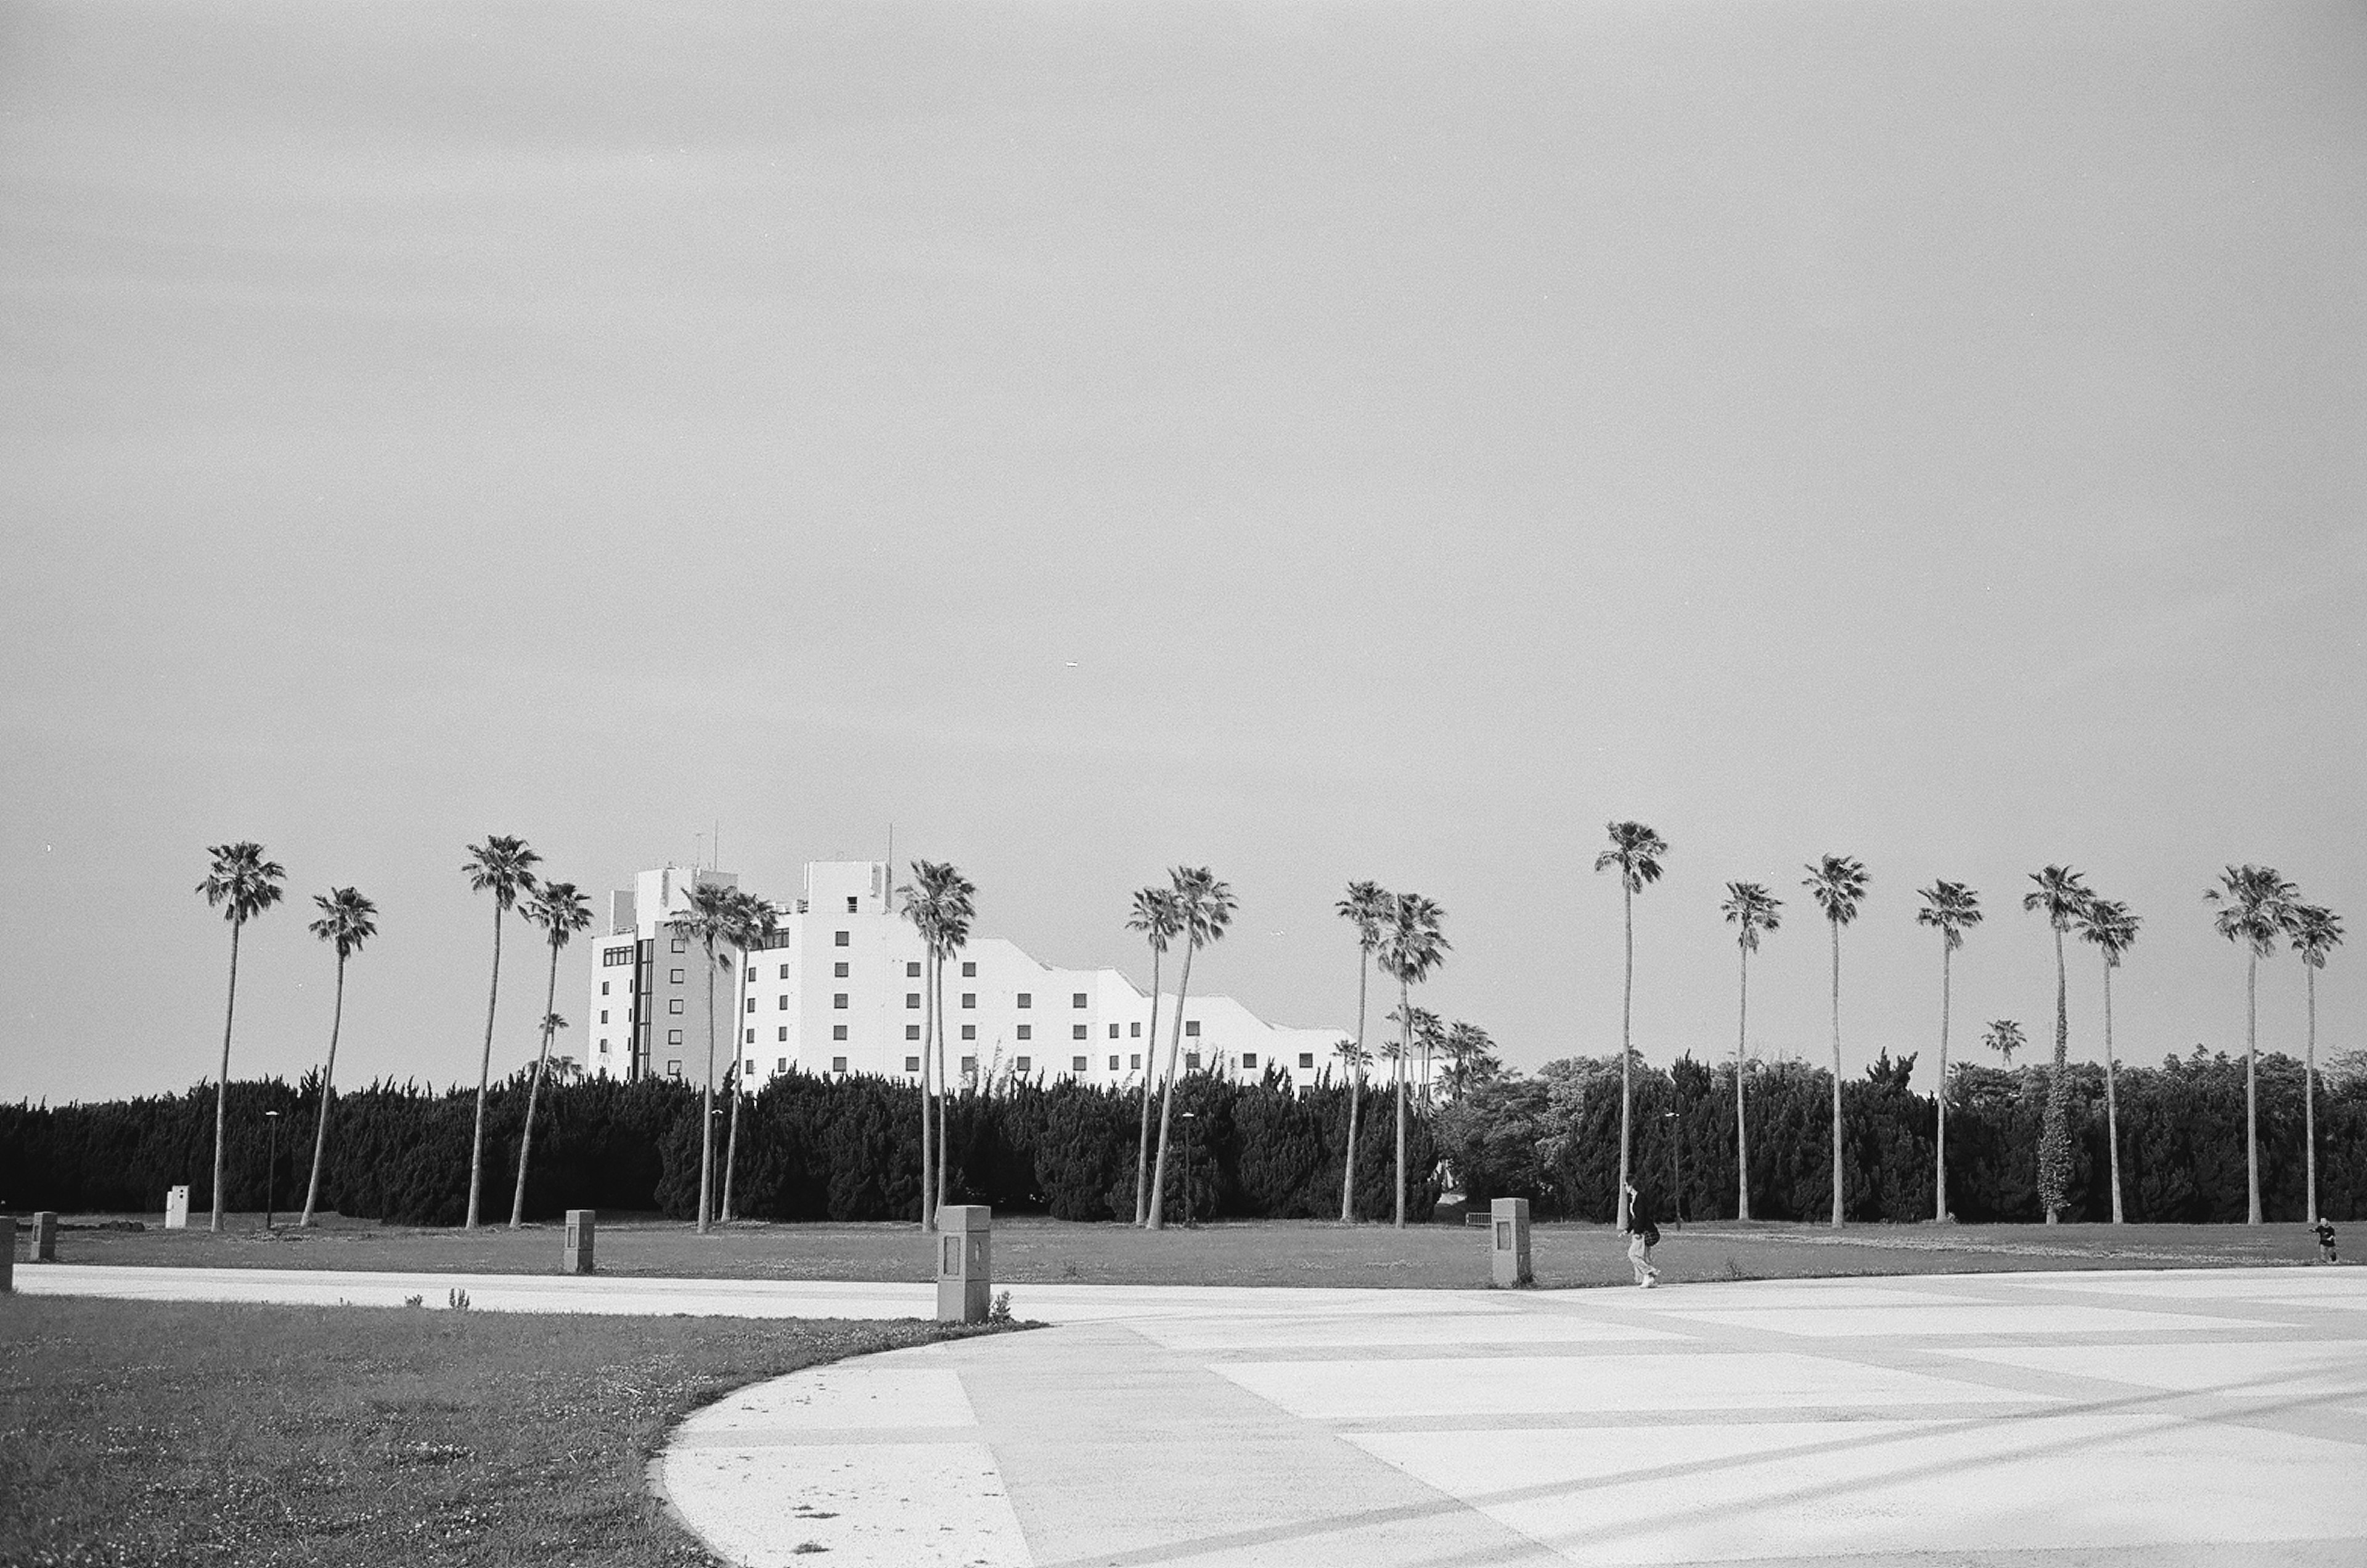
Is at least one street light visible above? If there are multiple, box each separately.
[1662,1106,1683,1228]
[263,1109,282,1231]
[1180,1111,1198,1227]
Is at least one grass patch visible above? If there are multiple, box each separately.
[0,1296,1007,1566]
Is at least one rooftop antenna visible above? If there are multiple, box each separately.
[693,831,705,870]
[713,819,721,871]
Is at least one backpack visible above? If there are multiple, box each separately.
[1639,1220,1661,1248]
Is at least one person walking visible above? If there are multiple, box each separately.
[1622,1181,1661,1288]
[2313,1218,2337,1265]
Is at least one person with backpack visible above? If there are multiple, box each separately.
[1622,1181,1661,1288]
[2313,1218,2337,1265]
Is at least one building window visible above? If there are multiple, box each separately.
[745,998,754,1013]
[1073,992,1088,1008]
[1242,1053,1259,1069]
[961,993,976,1008]
[666,1060,682,1077]
[832,1055,848,1072]
[668,1029,683,1045]
[745,1057,756,1074]
[671,937,686,953]
[961,1056,977,1076]
[600,981,610,995]
[603,946,632,966]
[779,963,790,979]
[1299,1053,1315,1069]
[744,1028,754,1044]
[1130,1022,1142,1038]
[668,999,684,1015]
[907,961,922,978]
[1185,1020,1200,1037]
[777,1056,788,1072]
[835,930,850,947]
[1185,1051,1201,1070]
[1072,1056,1089,1072]
[906,992,921,1008]
[777,1027,788,1042]
[907,1024,922,1040]
[1016,993,1031,1009]
[832,1024,848,1042]
[846,896,858,913]
[1016,1024,1032,1041]
[1107,1024,1119,1039]
[599,1038,608,1051]
[779,995,789,1010]
[834,962,849,978]
[669,969,685,984]
[961,1024,976,1041]
[906,1056,922,1072]
[600,1010,609,1024]
[1108,1055,1121,1071]
[1014,1056,1031,1074]
[833,994,848,1009]
[1130,1053,1142,1069]
[962,961,976,978]
[1073,1024,1088,1040]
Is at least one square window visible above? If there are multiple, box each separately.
[1242,1052,1259,1069]
[671,937,686,953]
[777,1027,788,1042]
[834,962,849,978]
[1108,1055,1120,1071]
[1072,1024,1088,1040]
[907,1024,922,1040]
[962,961,976,978]
[832,1024,848,1042]
[1185,1020,1200,1037]
[907,961,922,978]
[1015,1056,1032,1074]
[666,1058,682,1076]
[777,1056,788,1072]
[1016,1024,1032,1040]
[833,994,848,1008]
[1185,1051,1201,1070]
[835,930,850,947]
[832,1055,848,1072]
[1299,1053,1314,1069]
[669,968,685,984]
[906,992,922,1008]
[906,1056,922,1072]
[668,998,684,1015]
[668,1030,683,1045]
[962,993,976,1009]
[961,1055,977,1075]
[1130,1022,1142,1038]
[961,1024,976,1041]
[1016,993,1032,1009]
[1073,992,1088,1008]
[1072,1056,1088,1072]
[779,963,790,980]
[1130,1053,1142,1070]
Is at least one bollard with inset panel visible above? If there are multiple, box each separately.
[934,1204,992,1325]
[32,1212,58,1262]
[1490,1197,1532,1288]
[164,1186,190,1230]
[563,1209,596,1275]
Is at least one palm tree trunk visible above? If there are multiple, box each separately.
[2104,958,2123,1225]
[1935,940,1950,1224]
[510,938,562,1228]
[301,949,345,1228]
[1618,880,1634,1231]
[210,918,247,1232]
[722,950,749,1225]
[1134,945,1163,1226]
[1735,939,1751,1223]
[465,904,504,1231]
[2245,951,2261,1224]
[1828,918,1843,1230]
[697,944,717,1234]
[2045,926,2068,1226]
[1341,948,1367,1223]
[1394,974,1410,1230]
[918,944,936,1231]
[936,954,950,1214]
[1145,944,1196,1231]
[2305,963,2318,1226]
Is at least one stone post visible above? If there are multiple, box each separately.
[164,1186,190,1230]
[934,1204,992,1325]
[1,1213,14,1294]
[31,1212,58,1262]
[1490,1197,1532,1288]
[563,1209,596,1275]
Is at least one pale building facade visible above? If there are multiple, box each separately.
[587,860,1347,1092]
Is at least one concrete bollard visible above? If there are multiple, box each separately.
[1,1212,14,1294]
[1490,1197,1532,1288]
[934,1204,992,1325]
[31,1212,58,1262]
[164,1186,190,1230]
[563,1209,597,1275]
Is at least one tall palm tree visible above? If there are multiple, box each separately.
[1915,880,1982,1224]
[899,860,977,1228]
[512,881,592,1228]
[2074,894,2140,1225]
[1802,855,1869,1228]
[668,879,735,1234]
[1334,881,1392,1223]
[1440,1021,1497,1104]
[1388,1004,1444,1104]
[719,888,778,1225]
[1720,881,1781,1222]
[462,835,540,1230]
[2287,901,2342,1227]
[2023,866,2093,1226]
[933,872,974,1218]
[1375,891,1449,1230]
[2206,864,2293,1226]
[1596,823,1667,1230]
[1127,885,1184,1225]
[300,886,377,1228]
[197,842,285,1233]
[1146,867,1236,1231]
[1984,1018,2025,1066]
[1330,1036,1370,1212]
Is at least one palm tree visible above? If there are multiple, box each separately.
[512,880,592,1228]
[1915,880,1982,1224]
[2287,901,2342,1227]
[462,835,540,1230]
[300,886,377,1228]
[1330,1036,1370,1212]
[197,842,285,1233]
[1388,1004,1444,1105]
[1720,881,1781,1222]
[2074,894,2140,1225]
[1596,823,1667,1230]
[1440,1021,1498,1104]
[1146,867,1236,1231]
[899,860,977,1228]
[1375,891,1449,1229]
[668,879,735,1234]
[1984,1018,2026,1066]
[2207,864,2295,1225]
[1333,881,1392,1223]
[1802,855,1869,1228]
[932,872,975,1219]
[2022,865,2093,1224]
[1127,886,1185,1226]
[719,888,778,1225]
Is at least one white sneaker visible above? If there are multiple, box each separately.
[1642,1276,1658,1288]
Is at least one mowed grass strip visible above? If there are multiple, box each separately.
[42,1212,2334,1290]
[0,1296,1004,1567]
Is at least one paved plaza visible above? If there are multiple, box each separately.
[24,1261,2367,1564]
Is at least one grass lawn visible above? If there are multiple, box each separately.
[35,1211,2338,1291]
[0,1295,1006,1567]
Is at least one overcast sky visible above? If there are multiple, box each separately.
[3,1,2361,1107]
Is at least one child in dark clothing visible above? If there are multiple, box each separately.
[1622,1182,1661,1288]
[2313,1218,2337,1264]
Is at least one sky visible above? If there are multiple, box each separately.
[2,0,2361,1107]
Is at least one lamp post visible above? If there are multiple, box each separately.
[1662,1106,1682,1228]
[1181,1111,1198,1227]
[263,1108,282,1231]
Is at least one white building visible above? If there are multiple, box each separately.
[587,860,1347,1092]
